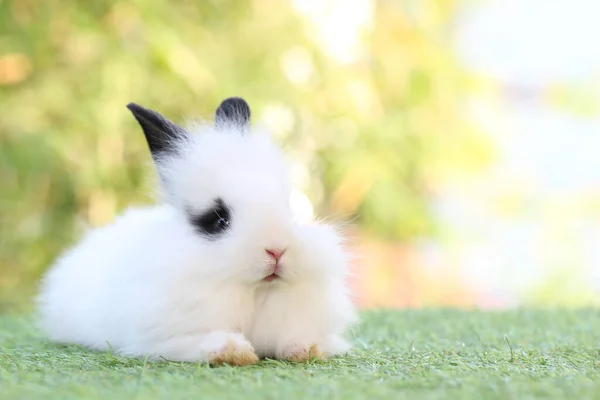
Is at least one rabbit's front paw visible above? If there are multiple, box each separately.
[279,343,324,362]
[206,334,258,367]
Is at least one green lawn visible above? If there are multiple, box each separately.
[1,309,599,400]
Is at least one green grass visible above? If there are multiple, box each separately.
[1,309,599,400]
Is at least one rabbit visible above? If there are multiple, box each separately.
[36,97,358,366]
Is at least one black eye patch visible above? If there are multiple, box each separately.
[187,198,232,238]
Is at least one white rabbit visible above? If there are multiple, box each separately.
[36,98,358,366]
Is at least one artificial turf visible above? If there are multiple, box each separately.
[1,309,599,399]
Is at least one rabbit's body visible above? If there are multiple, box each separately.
[37,98,357,365]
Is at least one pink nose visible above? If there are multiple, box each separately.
[265,248,286,262]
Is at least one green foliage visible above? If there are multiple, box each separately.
[1,309,599,399]
[0,0,491,308]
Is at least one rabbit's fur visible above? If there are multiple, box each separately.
[36,98,357,365]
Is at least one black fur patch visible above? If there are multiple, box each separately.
[215,97,251,130]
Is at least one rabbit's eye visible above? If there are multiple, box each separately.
[214,216,229,230]
[187,198,232,238]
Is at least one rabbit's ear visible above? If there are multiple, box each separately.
[127,103,187,159]
[215,97,251,131]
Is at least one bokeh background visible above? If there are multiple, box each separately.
[2,0,599,312]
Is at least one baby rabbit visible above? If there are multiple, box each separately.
[36,98,357,366]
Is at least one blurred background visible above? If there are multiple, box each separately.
[2,0,600,312]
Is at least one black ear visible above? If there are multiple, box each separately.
[127,103,186,159]
[215,97,251,131]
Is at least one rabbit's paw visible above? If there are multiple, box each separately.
[207,335,258,367]
[279,343,324,362]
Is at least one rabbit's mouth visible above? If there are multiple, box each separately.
[263,273,280,282]
[263,263,282,282]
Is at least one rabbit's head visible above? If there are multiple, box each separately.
[127,98,343,285]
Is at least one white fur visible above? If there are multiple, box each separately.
[36,121,357,363]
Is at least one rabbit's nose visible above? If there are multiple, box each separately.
[265,248,286,262]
